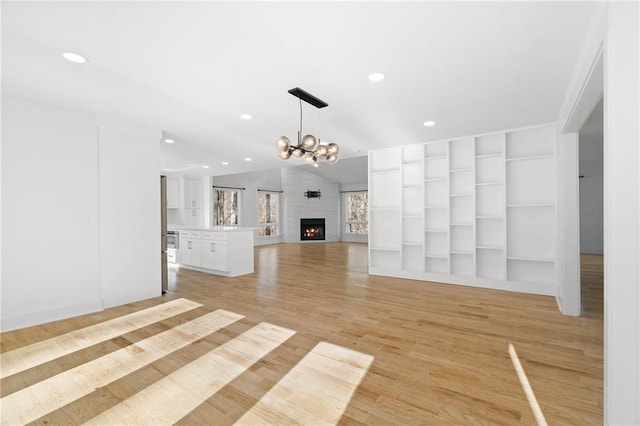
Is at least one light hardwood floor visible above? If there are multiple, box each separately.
[0,244,603,425]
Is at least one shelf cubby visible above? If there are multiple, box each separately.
[424,141,447,158]
[402,145,424,163]
[507,258,555,284]
[402,244,424,272]
[475,133,505,156]
[425,256,448,274]
[425,231,447,257]
[451,225,474,253]
[477,248,505,279]
[425,158,447,180]
[370,208,401,250]
[451,252,474,276]
[370,147,401,173]
[402,187,423,216]
[402,163,423,187]
[506,125,554,158]
[507,207,554,260]
[477,217,504,248]
[371,172,400,208]
[450,170,473,194]
[476,155,503,185]
[425,179,447,206]
[450,195,473,225]
[449,138,474,170]
[506,157,554,205]
[371,249,401,270]
[403,216,423,245]
[476,184,503,217]
[425,205,447,230]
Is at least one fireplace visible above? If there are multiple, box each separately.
[300,218,325,241]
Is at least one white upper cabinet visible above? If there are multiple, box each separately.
[166,177,180,209]
[183,177,204,209]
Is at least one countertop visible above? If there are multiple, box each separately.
[168,226,256,232]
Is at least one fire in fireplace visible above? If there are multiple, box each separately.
[300,218,325,241]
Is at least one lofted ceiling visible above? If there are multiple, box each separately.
[2,1,596,181]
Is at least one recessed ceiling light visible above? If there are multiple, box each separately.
[202,165,210,169]
[240,114,253,120]
[222,161,229,166]
[62,52,88,64]
[244,157,252,162]
[163,138,175,144]
[313,163,319,168]
[423,121,436,127]
[368,72,385,82]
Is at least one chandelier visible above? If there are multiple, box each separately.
[276,87,339,165]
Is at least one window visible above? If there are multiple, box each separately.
[345,191,368,234]
[214,189,239,225]
[257,191,279,236]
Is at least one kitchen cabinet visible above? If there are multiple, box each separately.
[166,177,180,209]
[175,227,253,277]
[184,177,203,209]
[184,208,203,228]
[178,231,202,266]
[201,233,228,271]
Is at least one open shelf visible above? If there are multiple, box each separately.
[507,204,554,208]
[477,245,504,250]
[506,153,553,162]
[507,256,554,262]
[476,181,502,186]
[475,152,502,159]
[369,123,556,294]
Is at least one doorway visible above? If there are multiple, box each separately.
[578,99,604,317]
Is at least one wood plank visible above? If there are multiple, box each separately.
[85,322,295,425]
[0,298,201,378]
[234,342,373,426]
[0,309,243,425]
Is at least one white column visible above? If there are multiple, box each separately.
[604,1,640,424]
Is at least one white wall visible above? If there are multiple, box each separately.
[97,122,161,308]
[0,96,161,331]
[578,99,604,254]
[603,2,640,423]
[558,2,640,423]
[281,167,340,243]
[1,97,102,330]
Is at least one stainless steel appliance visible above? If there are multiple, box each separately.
[167,230,179,264]
[167,230,179,249]
[160,176,168,293]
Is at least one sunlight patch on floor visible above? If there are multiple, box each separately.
[0,298,202,379]
[508,342,548,426]
[85,322,295,425]
[235,341,374,426]
[0,310,243,425]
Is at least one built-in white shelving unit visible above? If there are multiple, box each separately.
[368,123,557,295]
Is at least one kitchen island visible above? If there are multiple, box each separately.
[172,227,254,277]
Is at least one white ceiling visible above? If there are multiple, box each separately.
[2,1,596,181]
